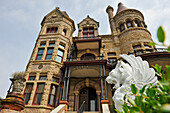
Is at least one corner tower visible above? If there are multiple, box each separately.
[107,3,154,55]
[22,7,75,112]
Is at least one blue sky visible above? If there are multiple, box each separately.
[0,0,170,98]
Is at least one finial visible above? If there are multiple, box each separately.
[106,5,114,13]
[118,2,123,7]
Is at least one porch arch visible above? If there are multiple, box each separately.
[74,78,101,111]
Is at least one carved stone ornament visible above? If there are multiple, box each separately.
[11,75,26,93]
[106,54,158,111]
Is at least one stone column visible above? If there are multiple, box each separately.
[96,91,101,112]
[124,22,128,30]
[132,20,136,27]
[74,91,79,111]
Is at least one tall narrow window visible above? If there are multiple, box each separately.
[36,48,44,60]
[62,29,67,36]
[46,48,54,60]
[135,20,141,27]
[56,49,64,63]
[126,21,133,28]
[83,27,94,38]
[48,84,58,106]
[33,83,45,105]
[24,84,33,104]
[120,24,125,32]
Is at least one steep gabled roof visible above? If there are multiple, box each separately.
[78,15,99,27]
[41,7,75,31]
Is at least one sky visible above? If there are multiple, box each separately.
[0,0,170,98]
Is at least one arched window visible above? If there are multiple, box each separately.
[81,53,95,60]
[134,20,141,27]
[126,21,133,28]
[120,24,125,32]
[62,29,67,36]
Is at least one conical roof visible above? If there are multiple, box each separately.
[116,2,128,14]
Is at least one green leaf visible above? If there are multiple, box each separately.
[131,84,138,94]
[157,26,165,43]
[149,42,157,46]
[140,85,147,94]
[167,46,170,52]
[115,109,121,113]
[127,97,136,106]
[165,65,170,80]
[129,107,140,112]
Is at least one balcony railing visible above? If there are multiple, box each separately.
[73,36,101,40]
[66,55,104,62]
[129,48,168,56]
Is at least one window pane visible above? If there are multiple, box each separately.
[36,55,42,60]
[47,48,54,54]
[47,28,50,33]
[40,43,46,46]
[89,27,94,32]
[56,56,62,63]
[37,84,45,92]
[34,94,42,104]
[83,28,88,32]
[54,27,58,33]
[89,33,94,37]
[38,49,44,54]
[120,24,125,32]
[25,84,33,93]
[48,95,54,105]
[83,33,88,38]
[133,45,141,49]
[107,53,116,56]
[57,49,64,56]
[52,77,59,83]
[40,76,47,81]
[49,42,55,46]
[59,44,65,49]
[24,94,31,103]
[29,76,35,81]
[46,55,52,60]
[50,86,55,94]
[51,27,54,33]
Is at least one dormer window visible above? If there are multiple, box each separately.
[46,27,58,33]
[83,27,94,38]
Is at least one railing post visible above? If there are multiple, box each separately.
[103,64,108,100]
[62,66,68,100]
[100,65,104,100]
[65,67,70,101]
